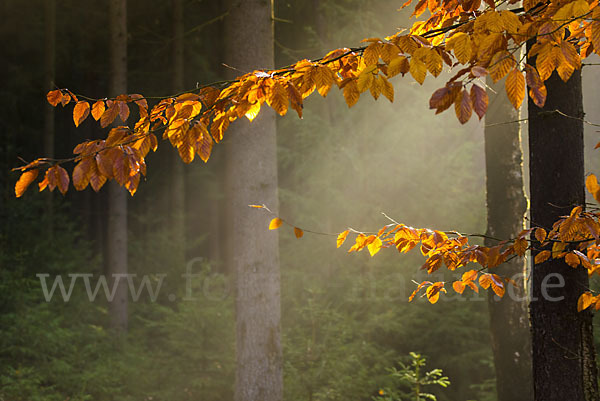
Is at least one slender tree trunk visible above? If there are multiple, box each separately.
[528,68,598,400]
[224,1,283,401]
[43,0,55,231]
[170,0,186,265]
[107,0,128,334]
[484,78,533,401]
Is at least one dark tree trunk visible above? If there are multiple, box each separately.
[170,0,186,266]
[484,78,533,401]
[43,0,55,231]
[107,0,128,334]
[224,1,283,400]
[528,68,598,400]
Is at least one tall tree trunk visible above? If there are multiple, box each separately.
[528,68,598,400]
[107,0,128,334]
[43,0,55,231]
[224,1,283,401]
[484,78,533,401]
[170,0,186,265]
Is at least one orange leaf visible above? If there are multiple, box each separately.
[513,237,528,256]
[534,250,551,264]
[337,230,350,248]
[577,292,594,312]
[505,68,525,110]
[453,280,466,294]
[249,204,264,208]
[479,273,492,289]
[73,101,90,127]
[565,252,581,268]
[47,90,63,107]
[100,101,119,128]
[91,100,106,121]
[269,217,283,230]
[294,227,304,238]
[15,169,39,197]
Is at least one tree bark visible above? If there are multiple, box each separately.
[484,78,533,401]
[107,0,128,334]
[224,1,283,401]
[528,68,598,401]
[170,0,186,265]
[43,0,55,231]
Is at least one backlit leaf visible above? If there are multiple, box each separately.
[47,90,63,106]
[294,227,304,238]
[15,169,39,197]
[505,68,525,110]
[73,101,90,127]
[368,237,383,256]
[577,292,594,312]
[565,252,581,268]
[91,100,106,121]
[337,230,350,248]
[269,217,283,230]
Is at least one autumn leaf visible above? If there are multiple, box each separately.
[453,280,466,294]
[534,250,551,264]
[577,292,594,312]
[15,169,39,197]
[294,227,304,238]
[534,227,547,243]
[470,84,488,120]
[513,237,528,256]
[337,230,350,248]
[91,100,106,121]
[565,252,581,268]
[505,68,525,110]
[47,90,63,107]
[269,217,283,230]
[100,101,119,128]
[409,57,427,84]
[368,236,383,256]
[454,89,472,124]
[73,101,90,127]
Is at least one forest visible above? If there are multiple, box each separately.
[2,0,600,400]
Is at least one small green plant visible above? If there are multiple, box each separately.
[374,352,450,401]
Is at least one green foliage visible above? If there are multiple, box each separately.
[373,352,450,401]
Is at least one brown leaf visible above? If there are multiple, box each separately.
[294,227,304,238]
[470,84,488,119]
[100,101,119,128]
[454,89,472,124]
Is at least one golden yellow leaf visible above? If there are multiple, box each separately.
[586,174,600,201]
[249,204,264,208]
[577,292,594,312]
[245,101,261,122]
[357,65,376,93]
[380,75,394,102]
[387,56,409,78]
[294,227,304,238]
[534,250,551,264]
[15,169,39,198]
[409,57,427,84]
[505,68,525,110]
[343,81,360,108]
[269,217,283,230]
[446,32,471,64]
[488,51,515,83]
[462,269,478,282]
[337,230,350,248]
[368,236,383,257]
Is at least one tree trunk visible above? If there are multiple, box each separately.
[528,68,598,400]
[484,78,533,401]
[224,1,283,401]
[170,0,186,265]
[107,0,128,334]
[43,0,55,231]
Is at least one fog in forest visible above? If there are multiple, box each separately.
[1,1,600,401]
